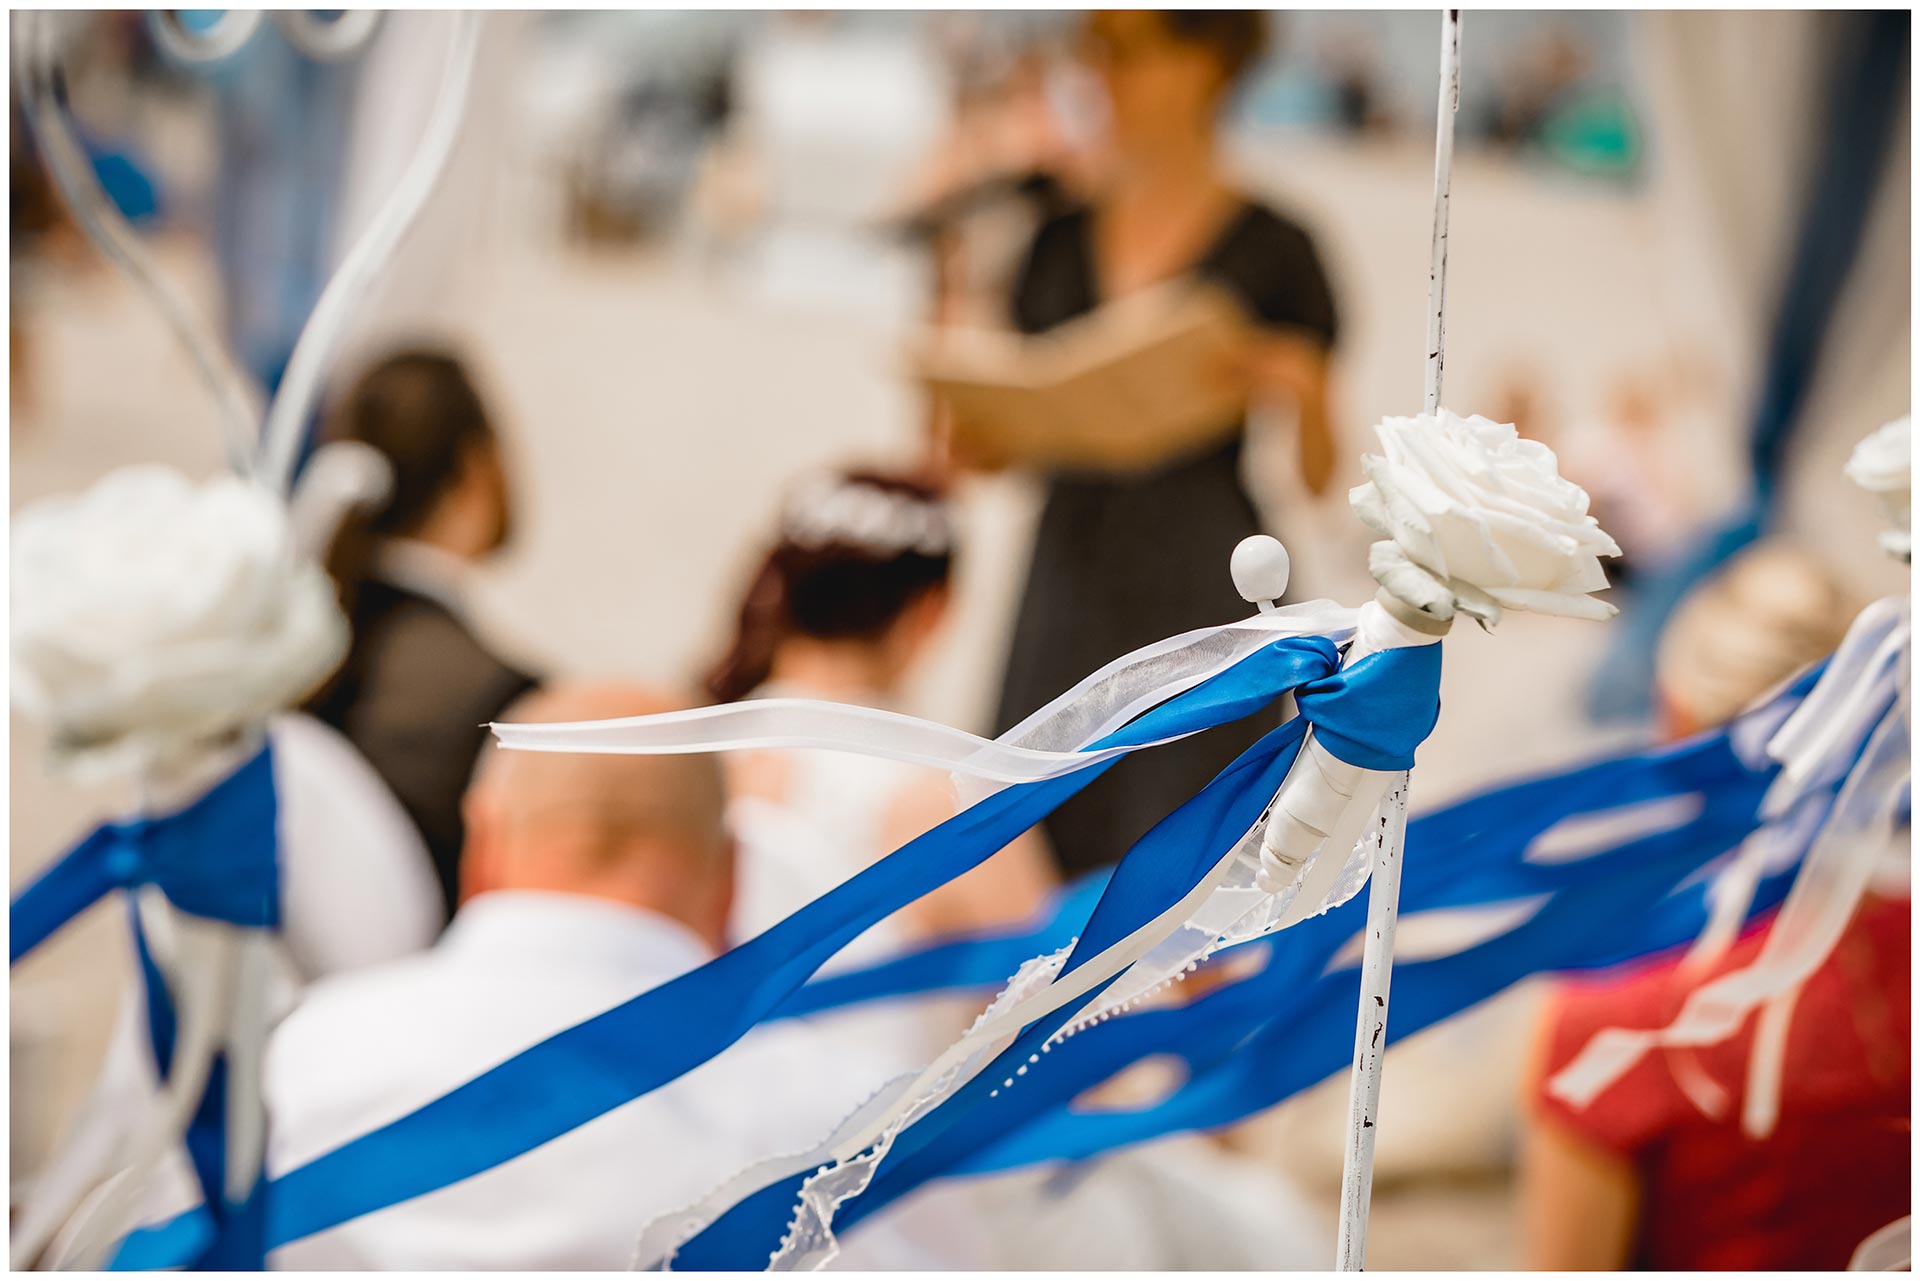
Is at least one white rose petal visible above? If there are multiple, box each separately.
[1845,416,1910,560]
[1350,410,1622,624]
[11,465,349,778]
[1846,416,1911,493]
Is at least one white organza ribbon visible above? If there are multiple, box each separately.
[496,601,1360,798]
[1548,598,1911,1136]
[627,602,1411,1273]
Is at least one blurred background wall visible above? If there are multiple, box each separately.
[10,10,1909,1267]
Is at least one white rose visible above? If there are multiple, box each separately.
[1349,410,1622,624]
[12,465,348,778]
[1844,416,1910,560]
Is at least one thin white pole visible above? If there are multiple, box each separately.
[1334,10,1459,1271]
[1421,8,1460,418]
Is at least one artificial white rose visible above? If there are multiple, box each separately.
[1844,416,1911,560]
[1349,410,1622,624]
[12,465,348,778]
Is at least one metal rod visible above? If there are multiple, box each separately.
[1334,10,1459,1271]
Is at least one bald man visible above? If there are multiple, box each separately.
[244,684,984,1269]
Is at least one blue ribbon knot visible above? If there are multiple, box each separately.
[11,743,281,966]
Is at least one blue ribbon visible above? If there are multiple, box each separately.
[113,655,1862,1272]
[12,743,280,1271]
[11,743,281,964]
[669,691,1802,1266]
[114,633,1443,1264]
[859,730,1796,1211]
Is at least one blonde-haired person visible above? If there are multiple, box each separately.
[1652,542,1861,735]
[1520,543,1908,1270]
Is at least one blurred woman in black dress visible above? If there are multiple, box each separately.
[959,11,1343,878]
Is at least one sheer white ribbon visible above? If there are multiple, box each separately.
[1547,597,1911,1136]
[490,600,1369,1270]
[573,601,1424,1272]
[632,775,1399,1272]
[497,601,1361,798]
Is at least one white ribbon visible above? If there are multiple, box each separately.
[9,14,482,1266]
[1548,599,1911,1135]
[1851,1216,1912,1271]
[496,601,1361,799]
[604,603,1423,1273]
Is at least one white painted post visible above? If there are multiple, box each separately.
[1334,10,1460,1271]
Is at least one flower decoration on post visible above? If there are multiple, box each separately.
[1351,410,1623,626]
[1329,408,1621,1269]
[11,465,347,781]
[1844,414,1911,562]
[9,462,353,1269]
[10,10,475,1269]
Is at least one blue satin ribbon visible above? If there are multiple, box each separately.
[669,684,1806,1266]
[851,731,1799,1220]
[114,633,1443,1264]
[11,743,281,964]
[114,655,1862,1272]
[11,744,280,1271]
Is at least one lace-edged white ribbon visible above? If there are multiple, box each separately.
[637,735,1400,1272]
[567,600,1367,1270]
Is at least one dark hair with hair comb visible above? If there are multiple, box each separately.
[704,470,955,704]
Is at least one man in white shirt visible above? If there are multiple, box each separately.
[265,683,981,1269]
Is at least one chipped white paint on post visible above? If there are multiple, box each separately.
[1335,775,1412,1270]
[1335,10,1459,1271]
[1422,9,1460,419]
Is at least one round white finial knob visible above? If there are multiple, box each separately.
[1231,535,1290,609]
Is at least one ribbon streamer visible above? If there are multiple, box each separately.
[10,746,282,961]
[655,638,1439,1270]
[111,620,1437,1264]
[11,10,481,1270]
[495,602,1361,793]
[8,746,281,1269]
[1548,598,1910,1134]
[109,660,1859,1270]
[663,667,1821,1268]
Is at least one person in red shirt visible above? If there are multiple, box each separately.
[1519,546,1909,1269]
[1524,895,1909,1269]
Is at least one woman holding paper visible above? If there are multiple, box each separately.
[950,10,1342,877]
